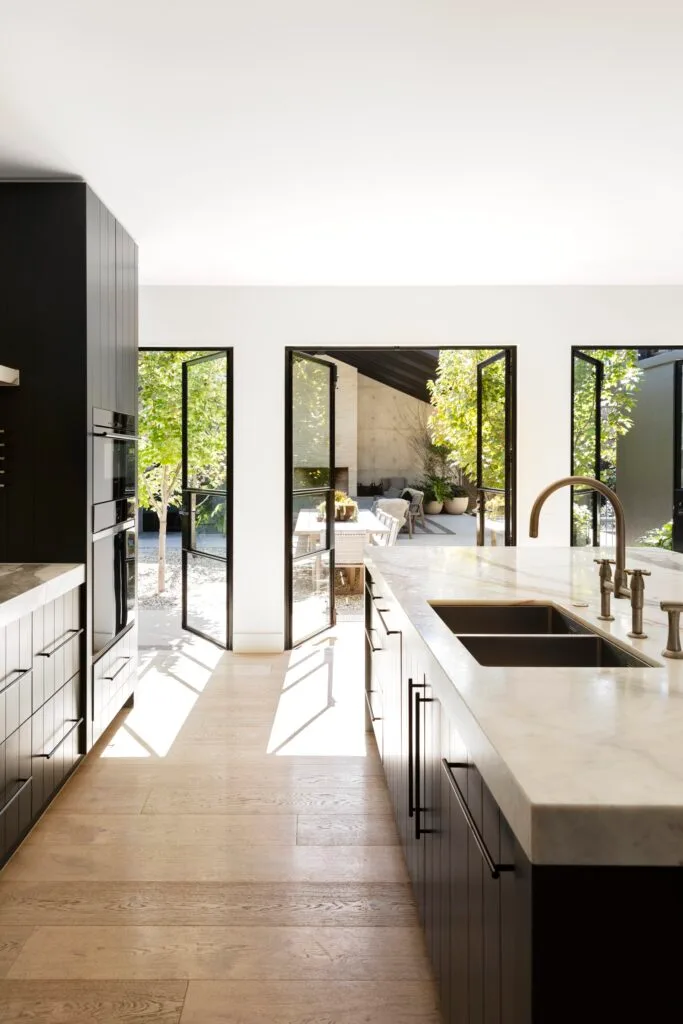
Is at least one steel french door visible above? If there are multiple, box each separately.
[181,351,231,647]
[673,361,683,553]
[571,351,604,547]
[286,351,336,648]
[476,350,515,545]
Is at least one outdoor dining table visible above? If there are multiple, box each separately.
[293,507,390,542]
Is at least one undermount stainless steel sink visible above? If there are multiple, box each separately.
[430,602,590,636]
[456,633,652,669]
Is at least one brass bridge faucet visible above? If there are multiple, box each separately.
[529,476,630,599]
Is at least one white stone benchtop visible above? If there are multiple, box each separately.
[0,563,85,628]
[364,544,683,867]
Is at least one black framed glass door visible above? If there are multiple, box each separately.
[571,351,604,547]
[286,351,336,648]
[181,351,231,647]
[673,361,683,553]
[476,350,515,545]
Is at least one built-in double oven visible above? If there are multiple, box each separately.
[92,409,137,657]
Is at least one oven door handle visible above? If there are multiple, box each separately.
[93,431,139,442]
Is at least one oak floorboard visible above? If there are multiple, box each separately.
[50,784,151,815]
[0,843,408,883]
[74,762,386,787]
[141,784,392,816]
[0,979,188,1023]
[179,979,441,1024]
[0,929,33,979]
[29,813,298,846]
[8,925,432,981]
[0,881,418,928]
[297,813,401,846]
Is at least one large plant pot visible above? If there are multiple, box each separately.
[424,500,443,515]
[444,497,469,515]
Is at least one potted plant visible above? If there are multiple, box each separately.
[423,478,447,515]
[444,484,469,515]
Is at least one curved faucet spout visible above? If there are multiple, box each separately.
[529,476,629,598]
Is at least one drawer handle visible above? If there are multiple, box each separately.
[364,690,382,722]
[376,607,400,636]
[35,718,83,760]
[365,579,382,601]
[0,776,32,818]
[0,666,31,696]
[414,691,435,840]
[364,627,382,653]
[103,656,131,681]
[442,759,513,880]
[37,628,84,658]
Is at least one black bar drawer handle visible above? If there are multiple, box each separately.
[376,607,400,636]
[366,578,382,601]
[414,692,435,840]
[37,628,84,658]
[0,666,31,697]
[442,759,513,879]
[407,678,425,818]
[34,718,84,760]
[364,627,382,653]
[0,776,32,818]
[103,657,131,681]
[365,690,382,722]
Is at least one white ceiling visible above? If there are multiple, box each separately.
[1,1,682,285]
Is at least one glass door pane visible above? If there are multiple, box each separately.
[673,361,683,553]
[571,351,603,547]
[476,350,514,545]
[287,352,336,647]
[181,351,231,647]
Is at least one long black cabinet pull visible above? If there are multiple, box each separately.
[0,776,32,818]
[103,657,130,682]
[365,577,382,601]
[415,692,435,840]
[34,718,84,760]
[442,759,513,879]
[37,628,84,658]
[407,678,426,818]
[376,607,400,636]
[365,627,382,654]
[0,666,31,697]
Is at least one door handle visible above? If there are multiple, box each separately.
[414,691,434,840]
[376,607,400,636]
[407,677,425,818]
[442,760,513,879]
[365,627,382,653]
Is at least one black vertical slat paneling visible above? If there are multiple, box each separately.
[98,196,108,411]
[482,784,502,1024]
[468,769,485,1024]
[86,187,101,414]
[115,220,124,413]
[449,757,470,1024]
[107,210,117,411]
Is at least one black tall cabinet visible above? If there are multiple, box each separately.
[0,181,138,752]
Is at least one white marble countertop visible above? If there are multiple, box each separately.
[365,544,683,867]
[0,563,85,628]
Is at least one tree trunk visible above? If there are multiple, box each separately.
[158,507,168,594]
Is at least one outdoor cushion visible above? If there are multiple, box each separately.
[388,476,406,489]
[384,486,403,498]
[380,477,392,492]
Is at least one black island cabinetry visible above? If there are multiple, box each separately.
[365,568,683,1023]
[0,182,138,809]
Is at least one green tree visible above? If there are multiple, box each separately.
[427,349,503,485]
[138,351,227,593]
[573,349,642,481]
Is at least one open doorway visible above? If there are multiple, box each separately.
[285,346,517,648]
[570,347,683,552]
[137,348,233,649]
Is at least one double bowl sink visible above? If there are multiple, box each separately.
[430,602,652,669]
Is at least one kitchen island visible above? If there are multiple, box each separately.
[364,545,683,1023]
[0,563,85,865]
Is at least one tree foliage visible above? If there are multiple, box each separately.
[427,349,504,486]
[138,351,227,593]
[573,349,642,484]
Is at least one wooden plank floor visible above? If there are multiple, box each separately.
[0,627,440,1023]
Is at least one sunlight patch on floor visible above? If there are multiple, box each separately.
[268,626,368,757]
[99,635,225,759]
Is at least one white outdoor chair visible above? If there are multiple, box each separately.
[376,497,409,534]
[334,528,367,591]
[385,513,401,547]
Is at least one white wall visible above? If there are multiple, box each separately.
[140,286,683,651]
